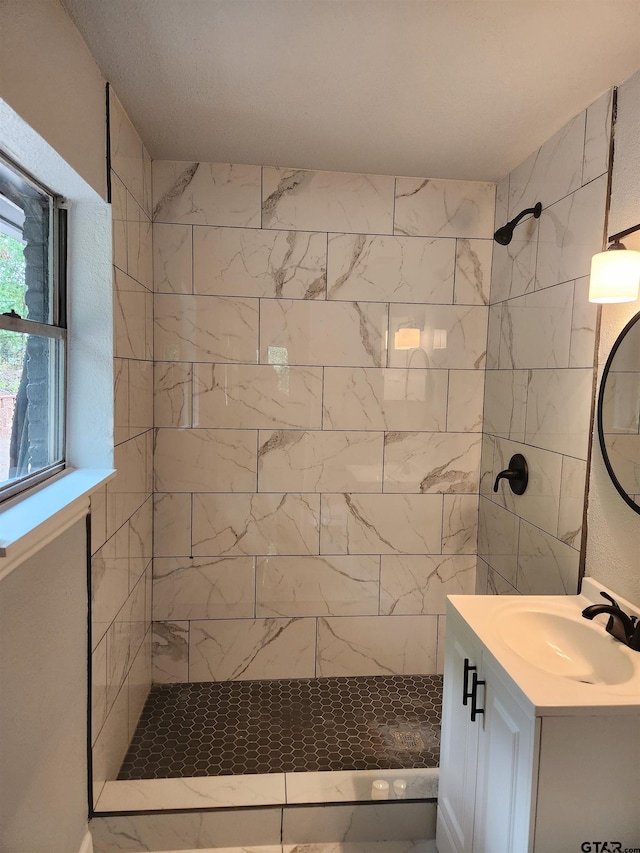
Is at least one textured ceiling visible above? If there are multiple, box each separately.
[61,0,640,181]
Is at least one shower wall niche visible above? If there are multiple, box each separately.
[150,164,495,683]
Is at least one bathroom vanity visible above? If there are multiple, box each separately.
[436,580,640,853]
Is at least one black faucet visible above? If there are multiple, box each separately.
[582,593,640,651]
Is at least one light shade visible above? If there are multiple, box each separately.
[589,245,640,303]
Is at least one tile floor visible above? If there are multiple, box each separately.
[119,675,442,780]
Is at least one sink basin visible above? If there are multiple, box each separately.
[498,609,635,685]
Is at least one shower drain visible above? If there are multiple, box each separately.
[392,731,425,750]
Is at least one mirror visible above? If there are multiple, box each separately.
[597,311,640,513]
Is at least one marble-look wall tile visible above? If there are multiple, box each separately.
[256,555,380,617]
[558,456,587,548]
[152,621,189,683]
[128,498,153,589]
[92,680,129,805]
[487,567,520,596]
[258,429,383,493]
[524,368,593,459]
[126,191,152,290]
[154,428,257,492]
[111,172,127,274]
[154,293,259,363]
[535,174,607,290]
[142,146,152,218]
[486,303,502,370]
[516,520,580,595]
[394,178,495,239]
[569,277,598,368]
[491,438,563,537]
[262,167,395,234]
[483,369,528,440]
[109,88,144,208]
[154,362,192,428]
[442,494,478,554]
[446,370,485,432]
[323,368,448,432]
[260,299,388,367]
[192,493,320,556]
[383,432,481,494]
[475,557,489,595]
[508,112,585,215]
[153,223,192,293]
[113,357,129,445]
[387,304,487,370]
[152,161,261,227]
[316,615,438,676]
[478,496,519,587]
[189,617,316,680]
[582,89,613,185]
[153,492,192,557]
[153,556,255,620]
[380,554,475,615]
[489,217,538,303]
[320,493,442,555]
[193,363,323,429]
[454,239,492,305]
[127,630,151,742]
[90,809,283,852]
[114,269,151,361]
[194,226,327,299]
[128,359,153,437]
[497,281,573,369]
[105,432,151,540]
[327,233,455,303]
[281,802,436,844]
[92,633,108,743]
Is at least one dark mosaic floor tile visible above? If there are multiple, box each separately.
[118,674,442,780]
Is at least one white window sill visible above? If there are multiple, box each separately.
[0,468,115,582]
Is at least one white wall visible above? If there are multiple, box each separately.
[0,521,88,853]
[0,0,107,199]
[586,71,640,603]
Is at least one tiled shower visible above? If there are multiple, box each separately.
[89,82,612,812]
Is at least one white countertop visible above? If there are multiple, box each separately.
[447,578,640,716]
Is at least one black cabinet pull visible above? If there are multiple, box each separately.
[470,671,485,722]
[463,658,476,706]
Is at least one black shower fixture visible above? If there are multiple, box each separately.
[493,202,542,245]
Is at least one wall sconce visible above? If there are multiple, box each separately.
[589,225,640,304]
[394,327,421,349]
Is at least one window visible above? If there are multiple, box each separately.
[0,153,66,500]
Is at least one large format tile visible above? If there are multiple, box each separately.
[583,89,614,186]
[558,455,587,549]
[320,493,443,555]
[524,368,593,459]
[258,429,383,493]
[260,299,388,367]
[569,277,598,368]
[152,161,261,227]
[153,223,192,293]
[111,172,127,274]
[189,617,316,680]
[153,493,191,557]
[95,774,286,811]
[154,362,192,428]
[446,370,485,433]
[442,494,478,554]
[477,496,519,587]
[154,294,259,363]
[192,493,320,556]
[151,621,189,683]
[327,233,455,303]
[535,174,607,290]
[489,218,538,303]
[154,428,258,492]
[516,520,580,595]
[262,167,395,234]
[126,191,153,290]
[114,269,151,361]
[454,238,492,305]
[382,432,481,494]
[194,226,327,299]
[193,364,323,429]
[323,368,448,432]
[387,304,487,369]
[316,615,438,676]
[284,769,439,805]
[380,554,476,615]
[497,281,573,369]
[153,556,256,620]
[109,88,144,208]
[90,809,283,852]
[282,801,436,844]
[483,369,528,441]
[394,178,495,239]
[508,111,585,215]
[256,555,380,617]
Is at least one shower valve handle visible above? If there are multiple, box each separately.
[493,453,528,496]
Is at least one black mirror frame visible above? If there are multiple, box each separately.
[597,310,640,515]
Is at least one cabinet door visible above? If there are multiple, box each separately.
[436,617,483,853]
[472,656,538,853]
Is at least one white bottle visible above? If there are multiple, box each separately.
[371,779,390,800]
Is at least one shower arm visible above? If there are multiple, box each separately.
[494,202,542,245]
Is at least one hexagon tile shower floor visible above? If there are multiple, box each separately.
[118,675,443,779]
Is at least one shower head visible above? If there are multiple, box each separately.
[494,202,542,245]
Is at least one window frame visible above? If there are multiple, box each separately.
[0,152,67,502]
